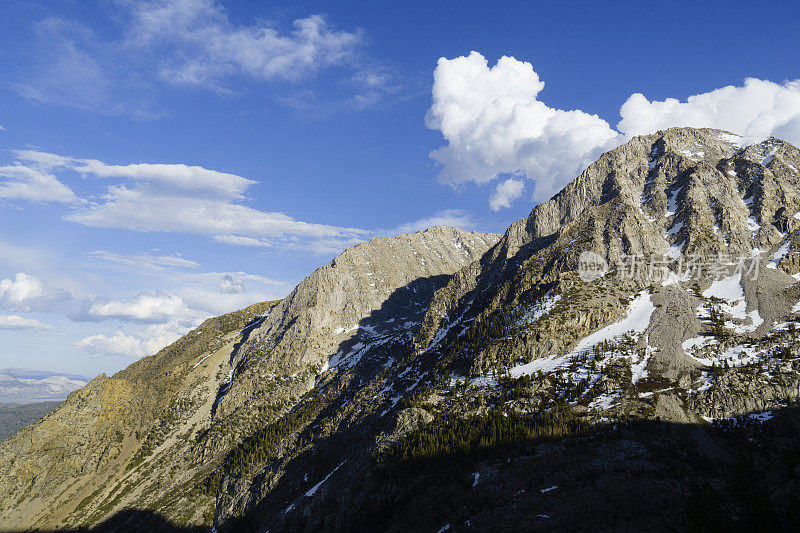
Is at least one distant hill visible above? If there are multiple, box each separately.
[0,368,88,403]
[0,401,61,441]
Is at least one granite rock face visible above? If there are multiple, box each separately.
[214,227,499,427]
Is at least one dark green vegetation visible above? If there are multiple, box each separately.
[0,401,61,441]
[385,406,599,477]
[267,408,800,533]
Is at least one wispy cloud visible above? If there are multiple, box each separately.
[0,315,53,331]
[0,163,78,204]
[12,1,397,115]
[86,251,199,271]
[126,3,362,87]
[5,149,369,252]
[11,17,157,117]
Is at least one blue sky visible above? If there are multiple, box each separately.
[1,0,799,377]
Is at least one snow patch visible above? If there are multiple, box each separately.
[665,241,685,259]
[703,272,744,305]
[682,336,718,353]
[662,269,691,286]
[761,146,779,166]
[508,291,655,384]
[667,221,683,237]
[746,216,761,232]
[570,291,655,354]
[508,356,569,378]
[749,411,774,423]
[678,149,704,160]
[699,272,761,333]
[631,345,654,384]
[665,187,681,217]
[589,392,620,410]
[192,351,214,370]
[305,461,345,497]
[767,241,790,269]
[516,292,561,326]
[718,133,744,146]
[688,342,766,367]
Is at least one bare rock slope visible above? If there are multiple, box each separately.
[0,227,498,530]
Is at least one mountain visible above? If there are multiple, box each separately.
[0,226,499,530]
[0,368,88,403]
[1,128,800,531]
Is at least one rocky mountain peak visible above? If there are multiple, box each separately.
[415,128,800,354]
[502,128,799,262]
[213,225,499,423]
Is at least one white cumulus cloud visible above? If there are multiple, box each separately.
[426,52,620,204]
[74,331,145,357]
[489,178,525,211]
[74,321,188,358]
[0,273,71,312]
[427,52,800,209]
[618,78,800,144]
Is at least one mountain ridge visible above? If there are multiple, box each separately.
[2,127,800,531]
[0,226,499,529]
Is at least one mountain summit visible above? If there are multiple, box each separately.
[2,128,800,531]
